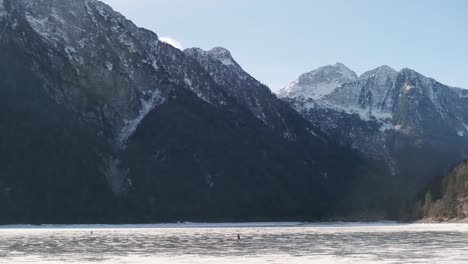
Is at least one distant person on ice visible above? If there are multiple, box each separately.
[237,234,241,243]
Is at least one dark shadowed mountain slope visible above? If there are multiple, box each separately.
[0,0,365,223]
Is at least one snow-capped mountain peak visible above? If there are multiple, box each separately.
[359,65,398,82]
[207,47,238,67]
[185,47,236,64]
[282,62,468,137]
[281,63,468,197]
[398,68,437,87]
[277,62,358,100]
[184,46,251,83]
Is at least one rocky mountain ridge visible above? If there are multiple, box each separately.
[279,63,468,216]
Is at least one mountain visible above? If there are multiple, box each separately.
[184,47,327,141]
[0,0,363,223]
[279,63,468,217]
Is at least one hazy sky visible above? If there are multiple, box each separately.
[101,0,468,91]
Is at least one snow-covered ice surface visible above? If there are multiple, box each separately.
[1,222,468,263]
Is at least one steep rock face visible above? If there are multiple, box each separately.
[327,65,398,117]
[0,10,117,223]
[0,0,363,223]
[184,47,283,129]
[4,0,230,146]
[280,64,468,216]
[184,47,326,142]
[391,69,468,139]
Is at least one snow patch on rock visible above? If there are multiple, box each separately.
[403,84,413,93]
[0,0,6,17]
[207,47,237,67]
[105,62,113,71]
[119,89,165,145]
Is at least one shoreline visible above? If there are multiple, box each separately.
[418,218,468,224]
[0,221,462,230]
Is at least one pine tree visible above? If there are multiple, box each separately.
[443,176,457,218]
[423,190,433,216]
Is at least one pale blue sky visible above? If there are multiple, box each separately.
[101,0,468,91]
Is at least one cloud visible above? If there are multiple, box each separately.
[159,37,183,50]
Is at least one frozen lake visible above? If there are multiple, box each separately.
[0,222,468,263]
